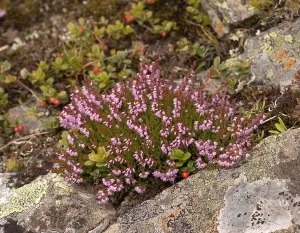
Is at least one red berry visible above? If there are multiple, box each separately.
[181,171,190,179]
[14,124,24,133]
[79,26,84,33]
[49,97,56,104]
[93,66,101,74]
[29,129,35,135]
[125,14,135,24]
[53,98,61,106]
[38,100,46,108]
[161,31,167,37]
[146,0,155,4]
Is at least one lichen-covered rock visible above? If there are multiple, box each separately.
[0,173,116,233]
[239,18,300,87]
[201,0,257,37]
[103,128,300,233]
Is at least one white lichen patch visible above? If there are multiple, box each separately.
[217,174,299,233]
[0,173,69,218]
[0,178,49,218]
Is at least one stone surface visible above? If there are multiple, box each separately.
[201,0,257,37]
[0,173,116,233]
[102,128,300,233]
[239,18,300,87]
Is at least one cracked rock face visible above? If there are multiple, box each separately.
[103,128,300,233]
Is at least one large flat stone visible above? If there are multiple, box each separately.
[103,128,300,233]
[0,173,116,233]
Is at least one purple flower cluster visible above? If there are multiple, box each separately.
[57,60,265,204]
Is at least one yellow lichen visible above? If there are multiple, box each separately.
[216,2,229,10]
[284,35,293,43]
[267,70,274,78]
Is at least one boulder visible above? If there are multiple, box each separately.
[103,127,300,233]
[0,173,116,233]
[201,0,258,37]
[239,18,300,88]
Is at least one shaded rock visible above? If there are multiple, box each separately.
[0,173,116,233]
[239,18,300,87]
[201,0,257,37]
[103,128,300,233]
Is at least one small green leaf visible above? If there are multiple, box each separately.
[4,75,17,84]
[181,152,191,161]
[170,148,184,160]
[269,130,279,134]
[275,123,286,133]
[88,152,101,162]
[187,161,194,167]
[175,161,184,167]
[84,161,94,166]
[96,162,106,167]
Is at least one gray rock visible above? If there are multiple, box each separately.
[103,127,300,233]
[0,173,15,205]
[239,18,300,87]
[7,104,53,133]
[0,173,116,233]
[201,0,258,37]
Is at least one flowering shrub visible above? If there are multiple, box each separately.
[56,60,265,204]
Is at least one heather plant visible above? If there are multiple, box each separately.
[56,60,265,204]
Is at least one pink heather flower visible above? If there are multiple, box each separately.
[112,169,122,176]
[67,134,74,145]
[135,186,146,194]
[139,172,150,178]
[0,9,6,18]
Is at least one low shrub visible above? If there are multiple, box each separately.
[56,60,265,204]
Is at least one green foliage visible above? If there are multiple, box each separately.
[248,0,274,10]
[269,117,287,134]
[186,0,210,25]
[0,87,8,108]
[177,38,206,58]
[209,57,251,93]
[106,21,134,40]
[129,2,153,23]
[152,20,177,34]
[0,61,15,109]
[170,149,191,167]
[84,147,110,167]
